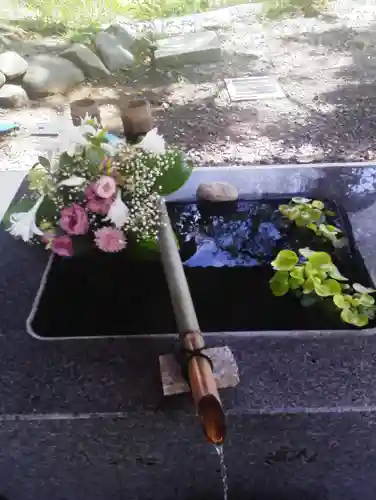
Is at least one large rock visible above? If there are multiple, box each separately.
[61,43,110,79]
[196,182,238,202]
[22,55,85,98]
[95,31,134,72]
[154,31,221,68]
[0,84,28,108]
[0,51,28,80]
[0,72,5,89]
[106,22,137,50]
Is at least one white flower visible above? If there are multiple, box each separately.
[59,175,86,187]
[136,128,166,155]
[59,126,90,157]
[7,196,45,242]
[78,116,97,137]
[103,190,130,228]
[54,117,96,157]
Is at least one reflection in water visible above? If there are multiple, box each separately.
[170,200,289,268]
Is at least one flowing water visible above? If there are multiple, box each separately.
[215,445,228,500]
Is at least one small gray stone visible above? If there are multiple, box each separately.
[0,72,5,89]
[106,22,137,50]
[61,43,110,79]
[0,51,28,80]
[22,54,85,98]
[155,31,221,68]
[0,84,28,108]
[196,182,239,202]
[95,31,134,72]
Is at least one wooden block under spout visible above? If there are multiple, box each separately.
[159,346,240,396]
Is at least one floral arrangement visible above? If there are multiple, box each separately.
[5,119,192,257]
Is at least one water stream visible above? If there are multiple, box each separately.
[215,445,228,500]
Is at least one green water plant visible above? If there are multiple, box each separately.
[279,197,345,248]
[269,248,376,327]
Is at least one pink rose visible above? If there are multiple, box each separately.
[51,235,73,257]
[85,183,115,215]
[95,175,117,199]
[94,227,126,253]
[59,204,89,235]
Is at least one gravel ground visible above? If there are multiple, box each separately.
[2,0,376,170]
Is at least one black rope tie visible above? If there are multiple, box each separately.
[175,339,214,386]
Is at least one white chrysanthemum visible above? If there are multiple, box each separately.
[103,190,130,228]
[136,128,166,155]
[7,196,45,242]
[59,175,86,187]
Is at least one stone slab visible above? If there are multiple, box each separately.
[1,412,376,500]
[159,346,240,396]
[154,31,222,68]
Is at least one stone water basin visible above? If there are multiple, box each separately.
[22,163,376,339]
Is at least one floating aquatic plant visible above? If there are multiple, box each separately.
[279,197,345,248]
[270,248,376,327]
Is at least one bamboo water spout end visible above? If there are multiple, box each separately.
[158,201,239,444]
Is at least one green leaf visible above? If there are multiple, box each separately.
[357,294,375,307]
[304,263,317,279]
[353,283,376,294]
[318,224,341,239]
[326,224,341,234]
[307,223,319,234]
[270,271,289,296]
[308,251,332,268]
[361,305,376,320]
[333,294,347,309]
[278,204,290,215]
[313,278,341,297]
[155,151,193,196]
[302,277,314,294]
[289,266,305,282]
[289,277,301,290]
[310,208,322,222]
[58,152,77,174]
[325,210,336,217]
[295,216,308,227]
[291,197,311,204]
[340,308,369,327]
[271,250,299,271]
[327,265,348,281]
[38,156,50,169]
[312,200,325,210]
[285,207,300,220]
[130,236,160,260]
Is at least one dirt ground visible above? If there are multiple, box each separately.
[2,0,376,170]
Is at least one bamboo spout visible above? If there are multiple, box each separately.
[158,201,226,445]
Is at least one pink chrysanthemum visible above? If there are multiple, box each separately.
[94,227,126,253]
